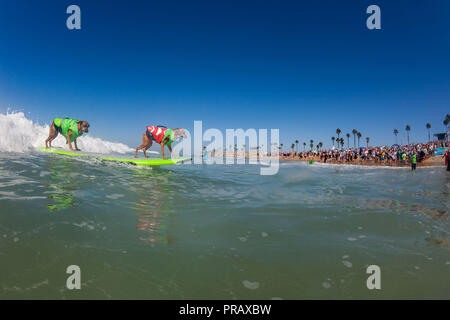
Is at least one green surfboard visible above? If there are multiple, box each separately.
[39,147,189,166]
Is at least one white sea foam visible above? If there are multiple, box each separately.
[242,280,260,290]
[105,193,125,200]
[342,260,353,268]
[0,111,133,154]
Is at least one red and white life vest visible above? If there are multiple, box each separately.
[146,126,168,144]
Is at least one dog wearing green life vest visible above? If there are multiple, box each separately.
[45,117,90,151]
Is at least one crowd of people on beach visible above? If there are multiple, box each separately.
[206,140,449,170]
[280,141,449,170]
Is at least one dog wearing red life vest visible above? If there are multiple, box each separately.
[134,125,187,159]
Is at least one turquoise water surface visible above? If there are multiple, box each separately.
[0,152,449,299]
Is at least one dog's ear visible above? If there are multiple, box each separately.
[79,121,90,132]
[174,128,187,138]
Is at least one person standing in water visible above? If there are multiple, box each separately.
[443,148,450,171]
[411,152,417,171]
[202,146,208,159]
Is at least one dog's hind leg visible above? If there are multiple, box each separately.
[135,132,150,158]
[45,122,58,148]
[143,146,149,158]
[143,140,152,158]
[135,143,146,158]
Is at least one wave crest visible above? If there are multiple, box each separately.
[0,112,133,154]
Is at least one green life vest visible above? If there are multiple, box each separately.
[162,129,176,145]
[54,117,83,143]
[412,154,417,164]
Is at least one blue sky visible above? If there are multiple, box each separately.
[0,0,449,149]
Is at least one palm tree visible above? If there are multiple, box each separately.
[357,132,362,148]
[336,128,341,141]
[405,125,411,145]
[426,123,431,142]
[366,137,370,148]
[346,133,350,149]
[331,136,335,147]
[295,140,299,152]
[340,138,344,148]
[393,129,399,145]
[303,142,306,151]
[352,129,357,148]
[444,114,450,142]
[310,139,314,151]
[319,142,323,151]
[291,143,295,152]
[280,144,283,152]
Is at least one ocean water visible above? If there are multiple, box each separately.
[0,113,449,299]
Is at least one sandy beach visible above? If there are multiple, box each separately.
[279,154,445,168]
[213,152,446,168]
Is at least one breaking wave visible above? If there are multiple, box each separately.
[0,111,133,154]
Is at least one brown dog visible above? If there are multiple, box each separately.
[45,117,90,151]
[135,125,186,159]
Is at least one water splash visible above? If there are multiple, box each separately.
[0,111,132,154]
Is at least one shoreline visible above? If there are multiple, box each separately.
[211,152,445,168]
[279,155,445,168]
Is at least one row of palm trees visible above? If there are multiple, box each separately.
[286,128,370,153]
[333,128,366,149]
[394,115,450,145]
[283,114,450,153]
[288,140,325,152]
[392,126,411,145]
[394,125,412,145]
